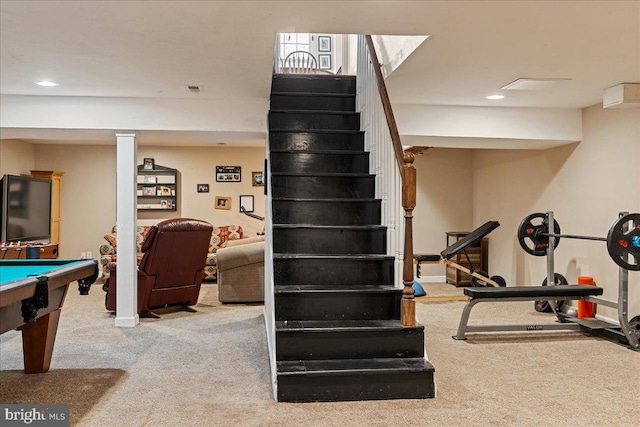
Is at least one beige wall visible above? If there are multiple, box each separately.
[472,104,640,319]
[413,148,474,278]
[27,144,265,261]
[0,140,35,176]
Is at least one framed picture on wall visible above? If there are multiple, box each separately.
[216,166,241,182]
[319,54,331,70]
[252,171,264,187]
[318,36,331,52]
[197,184,209,193]
[239,195,254,213]
[215,196,232,210]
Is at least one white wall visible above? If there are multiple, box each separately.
[472,104,640,319]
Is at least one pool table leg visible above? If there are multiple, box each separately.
[21,309,61,374]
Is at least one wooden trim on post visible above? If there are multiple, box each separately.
[401,151,416,327]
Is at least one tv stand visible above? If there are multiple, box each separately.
[0,242,58,259]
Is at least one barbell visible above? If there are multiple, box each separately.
[517,212,640,271]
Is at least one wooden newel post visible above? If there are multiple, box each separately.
[401,151,416,327]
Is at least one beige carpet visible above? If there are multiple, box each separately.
[1,283,638,427]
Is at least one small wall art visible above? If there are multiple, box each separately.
[216,166,241,182]
[197,184,209,193]
[215,196,232,210]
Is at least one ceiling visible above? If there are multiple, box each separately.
[1,1,639,147]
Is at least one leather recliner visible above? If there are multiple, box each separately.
[103,218,213,316]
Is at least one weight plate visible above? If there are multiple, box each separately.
[518,213,561,256]
[490,275,507,287]
[534,273,568,313]
[471,270,489,287]
[607,213,640,271]
[628,315,640,344]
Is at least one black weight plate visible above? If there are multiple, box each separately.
[607,213,640,271]
[490,275,507,287]
[534,273,568,312]
[629,315,640,344]
[518,213,561,256]
[471,270,489,287]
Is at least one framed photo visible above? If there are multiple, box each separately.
[197,184,209,193]
[143,158,155,170]
[142,186,156,196]
[319,54,331,70]
[143,175,157,184]
[215,196,231,210]
[252,171,264,187]
[159,185,171,196]
[160,200,168,209]
[239,195,254,213]
[318,36,331,52]
[216,166,241,182]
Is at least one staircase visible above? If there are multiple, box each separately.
[268,73,435,402]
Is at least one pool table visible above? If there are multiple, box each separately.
[0,259,98,373]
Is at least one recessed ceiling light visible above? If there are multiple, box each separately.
[486,95,504,100]
[36,81,58,87]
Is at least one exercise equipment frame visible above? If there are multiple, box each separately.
[453,211,639,351]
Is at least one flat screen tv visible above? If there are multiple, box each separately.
[0,174,52,243]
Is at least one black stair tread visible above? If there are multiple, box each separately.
[271,91,355,98]
[273,73,356,80]
[271,172,372,177]
[274,284,398,293]
[272,197,380,202]
[273,224,386,230]
[271,109,360,116]
[276,319,423,331]
[273,254,394,260]
[270,149,366,155]
[270,129,364,135]
[277,357,433,376]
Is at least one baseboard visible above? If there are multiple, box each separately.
[416,275,446,284]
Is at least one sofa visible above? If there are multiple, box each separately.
[216,235,265,303]
[103,218,213,316]
[99,224,244,282]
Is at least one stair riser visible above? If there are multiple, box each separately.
[277,370,435,402]
[273,258,393,286]
[275,291,401,321]
[276,328,424,360]
[271,175,375,199]
[271,152,369,174]
[269,112,360,131]
[272,200,381,226]
[273,228,386,254]
[271,94,355,112]
[269,131,364,151]
[272,75,356,94]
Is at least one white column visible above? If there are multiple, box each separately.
[114,132,139,327]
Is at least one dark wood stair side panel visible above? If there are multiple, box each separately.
[274,290,401,321]
[271,175,376,199]
[270,94,356,112]
[275,325,425,361]
[272,74,356,95]
[272,200,382,226]
[273,257,394,286]
[269,131,364,151]
[273,226,386,254]
[270,152,370,174]
[277,369,435,402]
[269,111,361,131]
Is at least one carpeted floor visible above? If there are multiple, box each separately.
[1,283,637,427]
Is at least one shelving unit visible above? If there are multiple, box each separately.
[136,164,178,211]
[445,231,488,287]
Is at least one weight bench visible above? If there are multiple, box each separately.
[453,285,604,340]
[414,221,504,287]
